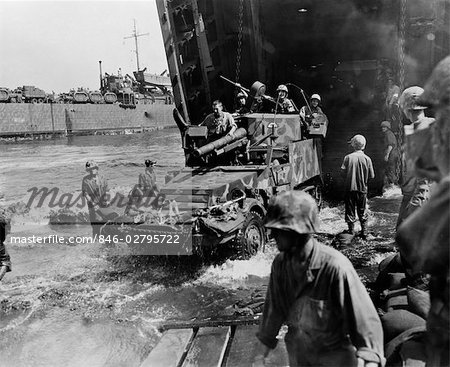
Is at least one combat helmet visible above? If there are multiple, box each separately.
[380,121,391,129]
[399,86,426,112]
[418,55,450,108]
[311,94,321,102]
[276,84,288,93]
[145,159,157,167]
[264,191,319,234]
[85,160,99,171]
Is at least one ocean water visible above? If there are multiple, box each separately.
[0,130,401,366]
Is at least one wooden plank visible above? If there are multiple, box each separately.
[160,317,259,332]
[141,328,194,367]
[225,325,289,367]
[182,326,231,367]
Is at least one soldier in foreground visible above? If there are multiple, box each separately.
[396,55,450,367]
[341,134,375,238]
[255,191,384,367]
[81,161,110,236]
[199,100,237,142]
[396,86,434,227]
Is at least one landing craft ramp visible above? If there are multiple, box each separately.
[141,321,289,367]
[156,0,449,196]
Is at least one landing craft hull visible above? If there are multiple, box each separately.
[0,102,175,137]
[156,0,450,195]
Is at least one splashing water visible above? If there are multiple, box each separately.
[0,132,402,366]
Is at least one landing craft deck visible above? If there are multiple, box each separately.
[0,102,175,137]
[141,322,289,367]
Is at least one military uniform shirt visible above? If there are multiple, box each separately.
[257,240,384,367]
[81,175,109,208]
[201,111,237,138]
[341,151,375,193]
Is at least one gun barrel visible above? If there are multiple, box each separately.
[194,128,247,157]
[219,76,250,93]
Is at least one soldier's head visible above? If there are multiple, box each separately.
[418,56,450,177]
[276,84,288,100]
[380,120,391,132]
[399,86,427,123]
[145,159,156,170]
[350,134,366,151]
[265,191,319,252]
[310,94,321,108]
[237,92,246,107]
[85,160,99,175]
[212,100,224,117]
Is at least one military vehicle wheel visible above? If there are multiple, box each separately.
[236,212,266,259]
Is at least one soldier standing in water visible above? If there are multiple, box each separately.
[81,161,109,237]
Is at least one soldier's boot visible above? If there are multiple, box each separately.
[360,222,368,239]
[345,222,355,235]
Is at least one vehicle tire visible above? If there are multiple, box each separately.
[31,98,37,103]
[236,211,266,260]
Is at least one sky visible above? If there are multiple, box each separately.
[0,0,168,93]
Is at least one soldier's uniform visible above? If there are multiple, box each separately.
[396,56,450,367]
[81,161,109,236]
[201,111,237,142]
[396,86,434,228]
[257,191,384,367]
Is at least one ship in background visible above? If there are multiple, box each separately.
[155,0,449,195]
[0,21,176,138]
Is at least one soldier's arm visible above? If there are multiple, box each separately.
[369,158,375,179]
[340,156,348,176]
[227,114,238,135]
[334,265,385,367]
[256,262,285,351]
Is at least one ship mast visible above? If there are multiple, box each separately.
[124,19,149,72]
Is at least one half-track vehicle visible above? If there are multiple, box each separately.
[101,81,323,258]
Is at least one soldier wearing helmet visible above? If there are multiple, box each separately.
[273,84,297,114]
[396,56,450,367]
[380,120,399,188]
[138,159,159,198]
[396,86,435,227]
[340,134,374,238]
[300,94,324,123]
[234,90,249,115]
[81,160,110,236]
[255,191,384,367]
